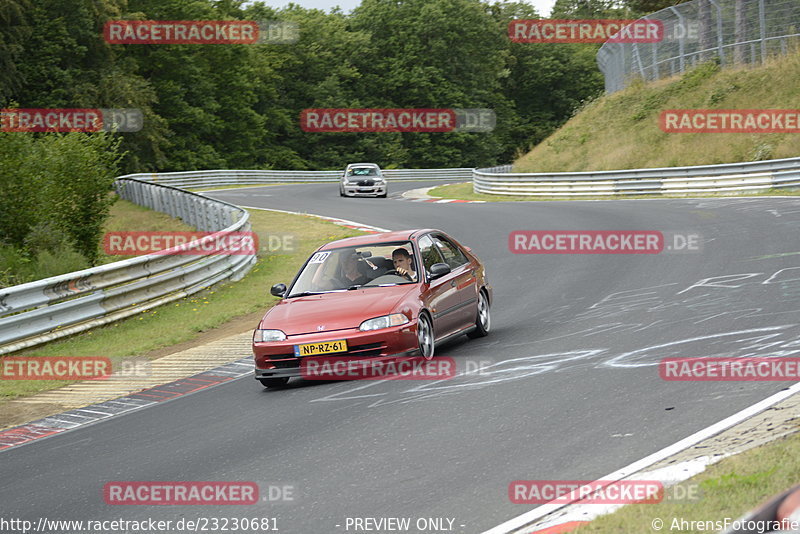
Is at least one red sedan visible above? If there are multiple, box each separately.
[253,229,492,388]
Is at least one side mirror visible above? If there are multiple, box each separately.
[271,283,287,297]
[429,263,451,280]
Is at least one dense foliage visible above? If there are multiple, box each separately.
[0,132,121,283]
[0,0,617,173]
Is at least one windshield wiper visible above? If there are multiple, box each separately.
[288,290,331,298]
[347,285,363,290]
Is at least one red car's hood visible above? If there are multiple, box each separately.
[260,285,416,335]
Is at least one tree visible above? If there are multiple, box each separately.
[348,0,510,167]
[0,0,31,105]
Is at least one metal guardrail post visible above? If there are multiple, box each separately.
[669,6,687,74]
[708,0,725,64]
[759,0,767,62]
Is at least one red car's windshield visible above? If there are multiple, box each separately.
[288,242,417,296]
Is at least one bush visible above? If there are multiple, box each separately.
[0,132,122,284]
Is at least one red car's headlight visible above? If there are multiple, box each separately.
[254,329,287,342]
[359,313,409,332]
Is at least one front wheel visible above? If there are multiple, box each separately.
[417,313,435,360]
[259,377,290,388]
[467,291,490,339]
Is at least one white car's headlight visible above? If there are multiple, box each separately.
[359,313,409,331]
[254,329,287,342]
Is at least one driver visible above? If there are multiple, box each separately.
[391,248,417,281]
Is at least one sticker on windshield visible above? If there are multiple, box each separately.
[309,251,331,264]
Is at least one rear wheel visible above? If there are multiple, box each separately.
[259,377,290,388]
[417,313,435,360]
[467,291,490,339]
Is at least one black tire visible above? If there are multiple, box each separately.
[339,186,345,197]
[259,377,290,388]
[417,312,435,360]
[467,290,490,339]
[379,192,387,198]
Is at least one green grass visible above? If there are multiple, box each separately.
[578,429,800,533]
[428,182,800,202]
[96,198,196,264]
[0,207,362,400]
[514,51,800,173]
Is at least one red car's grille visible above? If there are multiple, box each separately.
[347,342,384,357]
[272,360,300,369]
[268,342,386,361]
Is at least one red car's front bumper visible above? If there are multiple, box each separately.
[253,321,419,379]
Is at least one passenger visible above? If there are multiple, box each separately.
[338,252,369,287]
[391,248,417,281]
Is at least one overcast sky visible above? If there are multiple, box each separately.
[257,0,556,17]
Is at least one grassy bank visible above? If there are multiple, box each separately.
[515,52,800,173]
[578,428,800,533]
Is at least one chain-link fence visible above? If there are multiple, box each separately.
[597,0,800,93]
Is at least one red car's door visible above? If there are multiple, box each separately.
[432,234,479,331]
[416,234,465,337]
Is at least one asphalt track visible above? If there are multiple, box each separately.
[2,181,800,533]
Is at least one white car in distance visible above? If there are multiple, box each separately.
[340,163,387,198]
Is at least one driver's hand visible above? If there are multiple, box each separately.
[396,267,414,280]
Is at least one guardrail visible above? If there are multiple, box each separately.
[120,168,474,188]
[473,156,800,196]
[0,178,256,355]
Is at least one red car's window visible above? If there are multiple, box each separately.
[417,235,445,274]
[433,235,468,269]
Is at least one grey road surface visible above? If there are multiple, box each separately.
[2,181,799,534]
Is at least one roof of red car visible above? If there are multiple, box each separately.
[318,229,438,250]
